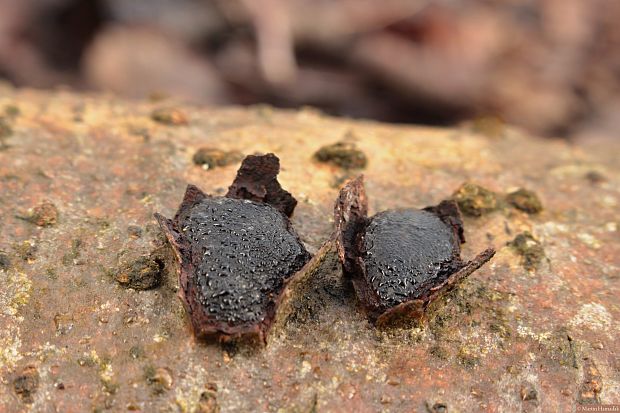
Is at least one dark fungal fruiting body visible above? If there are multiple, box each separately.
[362,210,462,308]
[155,154,311,342]
[335,176,495,325]
[177,197,309,325]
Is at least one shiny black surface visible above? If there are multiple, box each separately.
[362,209,461,307]
[182,197,310,324]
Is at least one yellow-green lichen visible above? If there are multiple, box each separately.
[507,232,545,271]
[0,325,23,370]
[506,188,543,214]
[452,182,499,217]
[1,270,32,316]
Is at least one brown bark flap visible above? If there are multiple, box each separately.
[226,153,297,217]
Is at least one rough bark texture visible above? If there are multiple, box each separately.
[0,85,618,412]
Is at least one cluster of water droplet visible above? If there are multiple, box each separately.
[362,209,461,307]
[182,197,310,324]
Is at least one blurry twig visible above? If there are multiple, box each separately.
[240,0,297,87]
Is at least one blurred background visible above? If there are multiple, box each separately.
[1,0,619,138]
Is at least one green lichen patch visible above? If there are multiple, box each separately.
[192,147,244,170]
[425,280,517,366]
[1,270,33,316]
[151,108,188,125]
[0,328,23,371]
[507,232,545,271]
[313,141,367,169]
[506,188,543,214]
[452,182,499,217]
[114,255,164,290]
[488,320,511,339]
[0,116,12,135]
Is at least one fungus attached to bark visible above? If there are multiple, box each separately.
[155,154,313,342]
[334,176,495,326]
